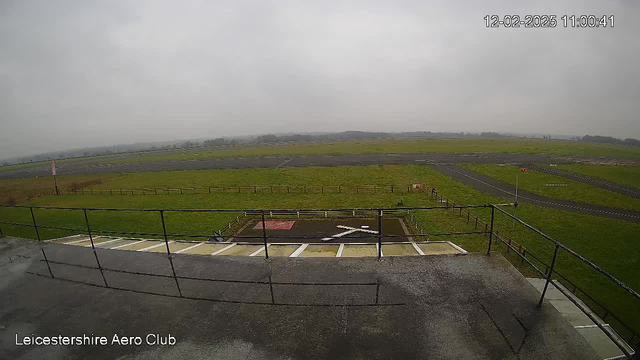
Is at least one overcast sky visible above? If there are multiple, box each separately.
[1,0,639,159]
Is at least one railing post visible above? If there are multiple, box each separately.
[487,206,495,255]
[83,209,108,287]
[160,210,183,297]
[377,209,383,259]
[29,207,41,241]
[261,210,269,259]
[538,244,560,307]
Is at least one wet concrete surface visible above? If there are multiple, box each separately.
[431,165,640,223]
[0,237,598,360]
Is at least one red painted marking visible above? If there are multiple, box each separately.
[253,221,296,230]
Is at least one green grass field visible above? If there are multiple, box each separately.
[4,137,639,173]
[557,164,640,189]
[1,164,639,338]
[461,164,640,211]
[83,138,640,166]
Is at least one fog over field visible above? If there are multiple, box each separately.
[1,0,639,158]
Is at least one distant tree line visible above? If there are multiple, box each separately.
[4,131,639,167]
[581,135,640,147]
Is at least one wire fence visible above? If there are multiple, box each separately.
[424,188,639,357]
[60,184,433,196]
[0,200,638,356]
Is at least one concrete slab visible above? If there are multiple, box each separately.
[300,244,339,257]
[146,241,197,253]
[380,243,418,256]
[97,239,139,249]
[217,244,263,256]
[0,238,600,360]
[265,245,299,257]
[115,240,154,251]
[181,243,231,255]
[417,242,462,255]
[526,278,632,359]
[340,244,377,257]
[577,326,629,359]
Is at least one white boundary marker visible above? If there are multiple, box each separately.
[211,243,236,256]
[336,244,345,257]
[376,243,384,257]
[412,242,426,256]
[175,242,205,254]
[446,241,468,255]
[138,241,172,252]
[64,236,96,245]
[89,238,123,248]
[46,234,84,243]
[111,240,146,250]
[250,244,271,256]
[290,243,309,257]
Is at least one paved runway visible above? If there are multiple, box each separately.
[430,165,640,223]
[0,153,572,179]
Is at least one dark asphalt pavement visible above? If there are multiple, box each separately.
[0,238,598,360]
[430,165,640,223]
[0,153,572,179]
[520,164,640,199]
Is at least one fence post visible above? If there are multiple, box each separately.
[487,206,495,255]
[339,185,341,193]
[254,186,257,193]
[538,244,560,307]
[29,207,41,241]
[377,209,383,260]
[261,210,269,259]
[160,210,183,297]
[83,209,109,287]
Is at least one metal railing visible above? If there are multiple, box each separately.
[1,203,637,358]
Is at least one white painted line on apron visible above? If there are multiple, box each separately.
[64,236,97,245]
[447,241,468,255]
[336,244,345,257]
[290,244,309,257]
[211,243,236,256]
[89,238,123,248]
[175,242,205,254]
[412,242,425,256]
[250,244,271,257]
[111,240,146,249]
[46,234,84,242]
[138,241,172,252]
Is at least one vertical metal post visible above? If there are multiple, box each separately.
[487,206,495,255]
[29,207,41,241]
[377,209,383,259]
[41,248,55,278]
[538,244,560,307]
[53,175,59,195]
[160,210,183,297]
[83,209,109,287]
[261,210,269,259]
